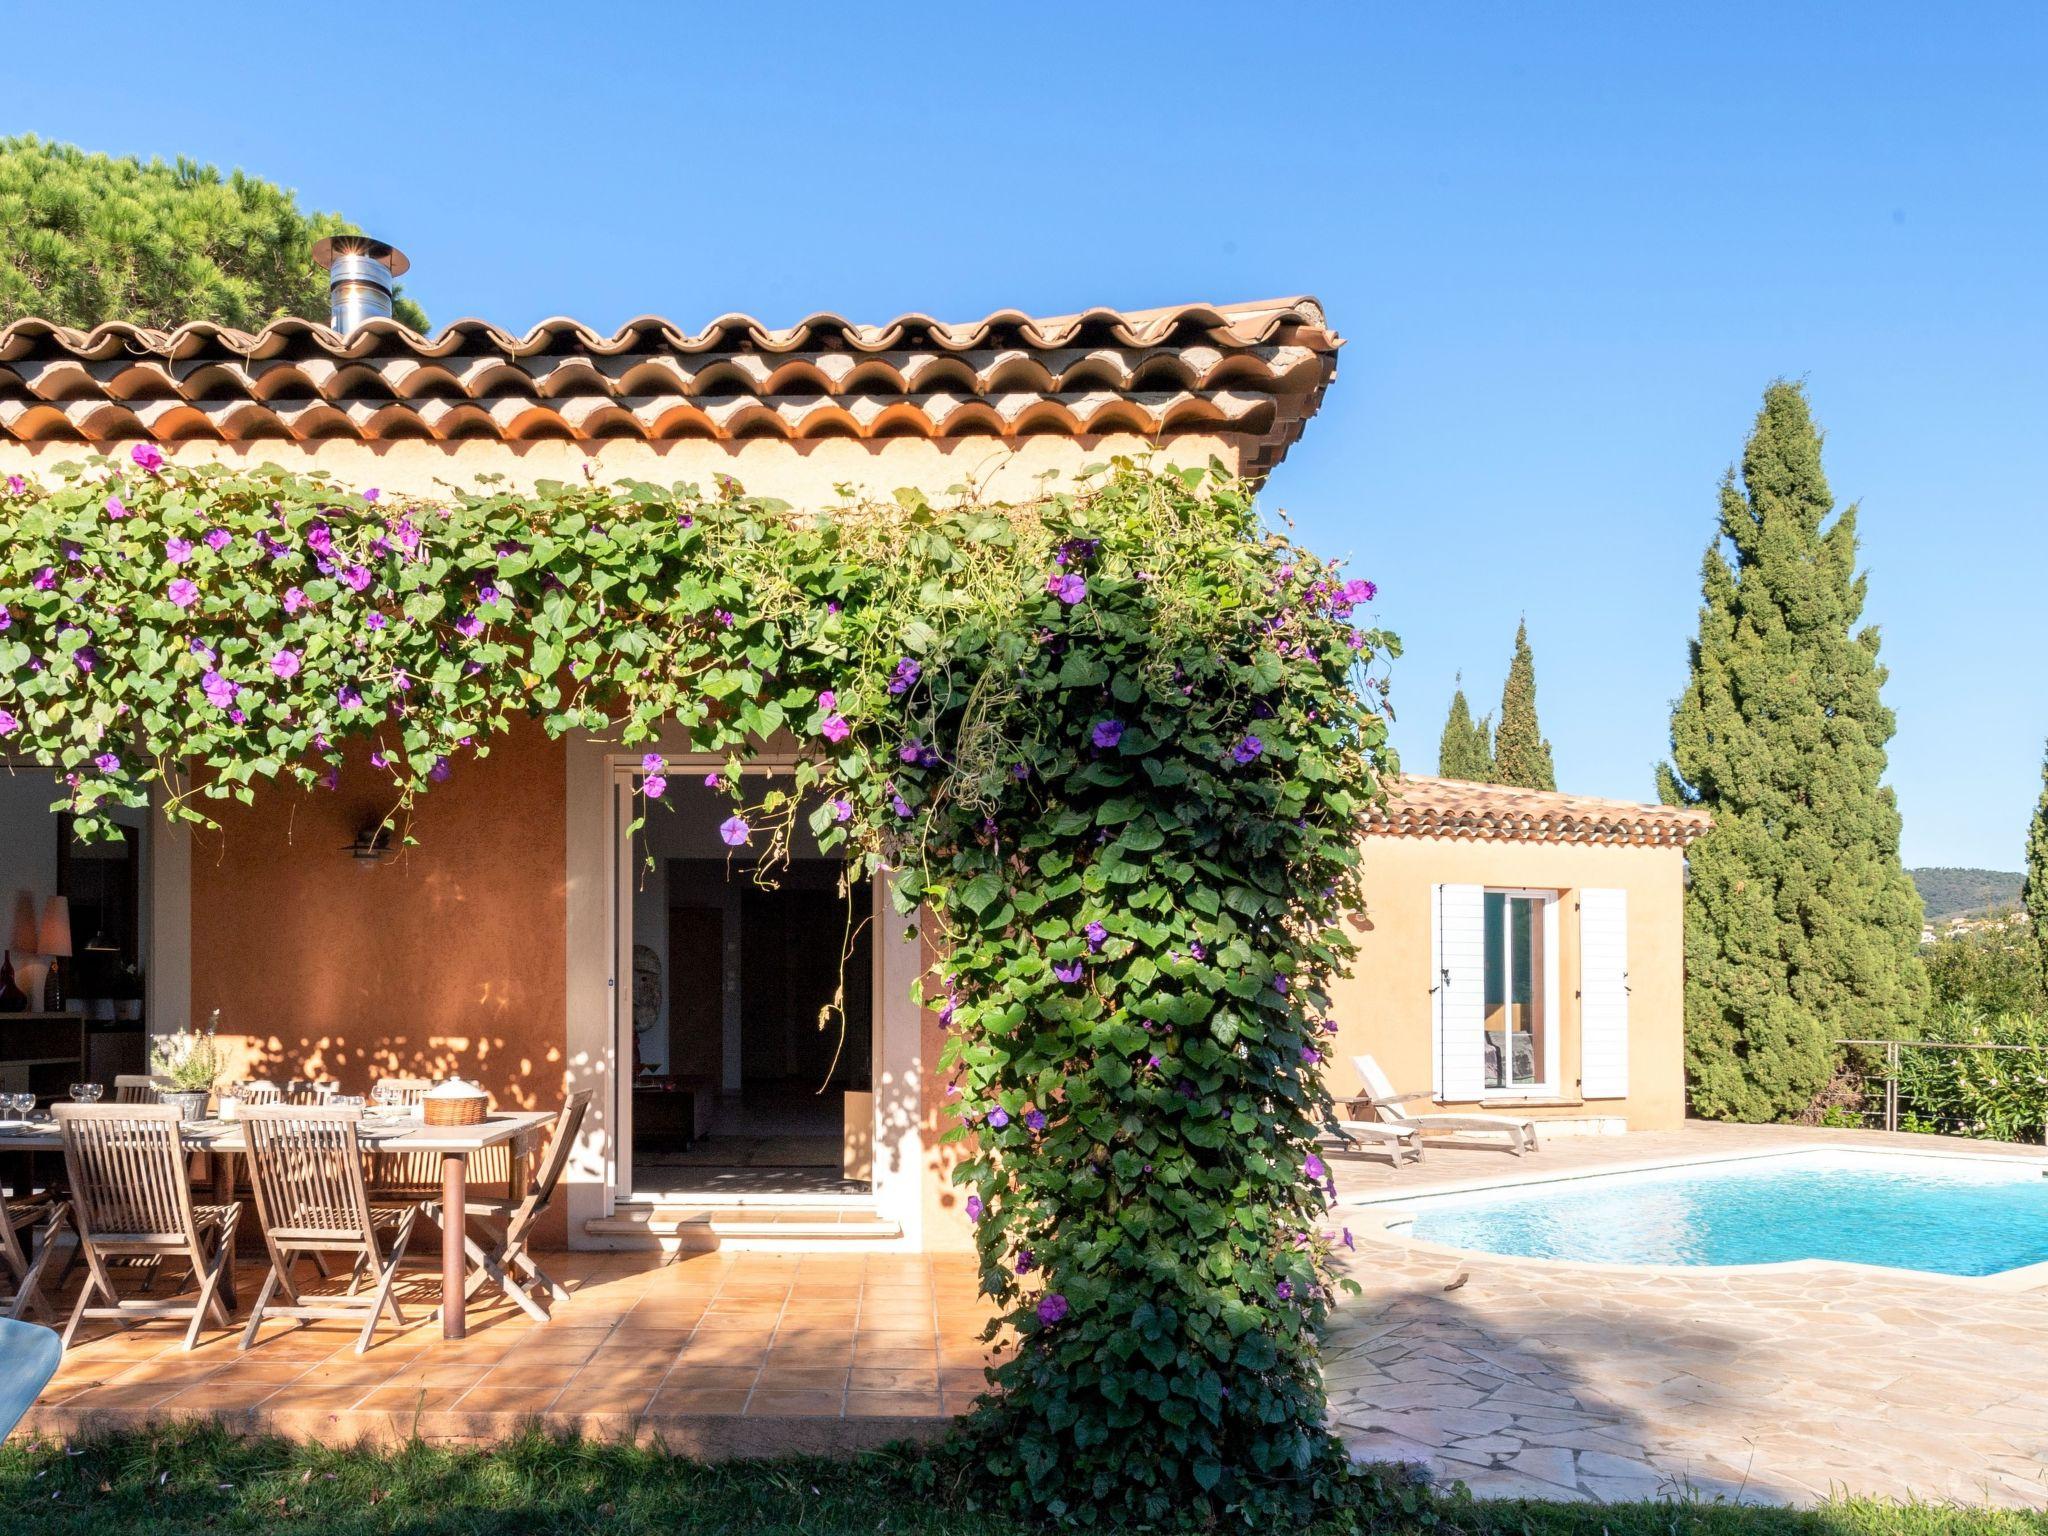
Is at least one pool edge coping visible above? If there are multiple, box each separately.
[1334,1140,2048,1293]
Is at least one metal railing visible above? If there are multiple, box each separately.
[1835,1037,2048,1144]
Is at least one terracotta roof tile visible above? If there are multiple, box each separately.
[1365,776,1713,848]
[0,297,1339,474]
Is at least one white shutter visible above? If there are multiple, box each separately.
[1579,887,1630,1100]
[1433,884,1487,1102]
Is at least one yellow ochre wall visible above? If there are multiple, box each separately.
[1326,834,1689,1132]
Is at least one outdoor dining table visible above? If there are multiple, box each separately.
[0,1107,554,1340]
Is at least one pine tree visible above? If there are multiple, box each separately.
[0,135,427,331]
[1490,620,1556,791]
[1437,677,1494,781]
[2024,740,2048,982]
[1659,381,1928,1121]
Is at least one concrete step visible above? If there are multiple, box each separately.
[584,1203,904,1253]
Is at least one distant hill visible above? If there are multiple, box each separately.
[1910,867,2025,923]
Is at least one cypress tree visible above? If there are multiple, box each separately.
[1437,676,1494,780]
[1491,620,1556,791]
[1659,382,1927,1121]
[2025,740,2048,981]
[0,134,427,331]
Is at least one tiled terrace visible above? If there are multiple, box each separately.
[1322,1122,2048,1508]
[18,1250,1003,1455]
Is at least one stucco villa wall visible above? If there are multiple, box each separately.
[1326,835,1689,1132]
[0,431,1254,506]
[188,723,570,1121]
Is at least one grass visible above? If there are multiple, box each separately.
[0,1426,2043,1535]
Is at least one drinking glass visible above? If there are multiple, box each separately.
[68,1082,102,1104]
[372,1082,403,1115]
[10,1092,36,1120]
[333,1093,368,1110]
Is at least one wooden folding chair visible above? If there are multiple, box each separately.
[112,1075,165,1104]
[239,1106,422,1354]
[426,1091,590,1323]
[1,1192,66,1322]
[370,1077,510,1198]
[54,1104,239,1351]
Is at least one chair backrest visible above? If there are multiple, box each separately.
[1353,1054,1401,1114]
[285,1080,337,1106]
[235,1080,285,1106]
[507,1091,593,1241]
[112,1075,163,1104]
[241,1106,376,1248]
[373,1077,434,1105]
[55,1104,201,1245]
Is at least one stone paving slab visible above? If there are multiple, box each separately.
[1323,1122,2048,1507]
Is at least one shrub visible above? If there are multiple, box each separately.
[1923,910,2047,1016]
[1894,1005,2048,1143]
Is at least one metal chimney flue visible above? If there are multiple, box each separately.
[310,235,410,335]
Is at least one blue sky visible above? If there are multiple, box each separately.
[9,4,2043,868]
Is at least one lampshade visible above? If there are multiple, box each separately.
[38,895,72,959]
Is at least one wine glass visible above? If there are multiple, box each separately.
[10,1091,37,1121]
[372,1082,403,1117]
[69,1082,103,1105]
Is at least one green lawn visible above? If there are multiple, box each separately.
[1,1427,2042,1535]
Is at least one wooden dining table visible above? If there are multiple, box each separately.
[0,1107,554,1340]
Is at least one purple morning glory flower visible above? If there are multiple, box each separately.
[338,685,364,710]
[823,714,850,743]
[72,647,96,673]
[306,523,334,557]
[1085,922,1107,953]
[430,756,452,783]
[899,740,924,764]
[1052,958,1085,984]
[168,577,199,608]
[719,815,751,847]
[201,670,237,709]
[891,794,912,818]
[1341,1228,1355,1250]
[1276,1280,1294,1302]
[4,475,22,495]
[987,1107,1010,1129]
[643,775,668,799]
[104,493,127,519]
[476,584,498,605]
[454,613,484,639]
[1304,1153,1327,1182]
[93,752,119,774]
[362,487,380,503]
[204,528,231,552]
[0,605,9,630]
[1015,1248,1035,1275]
[887,657,921,695]
[130,442,164,472]
[965,1194,984,1222]
[1231,735,1264,765]
[283,587,307,614]
[1037,1293,1068,1325]
[33,568,56,591]
[1024,1108,1046,1133]
[367,612,387,631]
[1045,573,1086,605]
[165,537,195,565]
[343,565,373,593]
[1091,719,1124,749]
[1274,974,1289,995]
[0,710,17,736]
[641,753,666,775]
[270,649,301,680]
[830,796,853,823]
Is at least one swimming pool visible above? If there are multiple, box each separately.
[1387,1149,2048,1277]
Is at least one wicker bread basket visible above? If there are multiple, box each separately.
[422,1081,489,1126]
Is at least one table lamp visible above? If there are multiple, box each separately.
[39,896,71,1013]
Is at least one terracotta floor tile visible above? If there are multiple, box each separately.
[454,1381,566,1414]
[577,1354,677,1386]
[557,1382,657,1416]
[648,1386,751,1415]
[746,1387,847,1417]
[355,1382,477,1414]
[844,1389,944,1418]
[755,1365,852,1392]
[680,1334,772,1366]
[850,1364,939,1392]
[663,1365,761,1392]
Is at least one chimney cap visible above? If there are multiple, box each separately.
[311,234,411,279]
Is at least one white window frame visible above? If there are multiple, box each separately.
[1479,887,1561,1101]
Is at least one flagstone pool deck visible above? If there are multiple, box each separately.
[13,1123,2048,1511]
[1323,1121,2048,1508]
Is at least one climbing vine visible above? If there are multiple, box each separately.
[0,449,1396,1529]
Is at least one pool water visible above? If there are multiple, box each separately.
[1392,1150,2048,1277]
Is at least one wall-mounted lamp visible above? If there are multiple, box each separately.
[346,824,396,868]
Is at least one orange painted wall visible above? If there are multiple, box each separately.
[188,723,569,1115]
